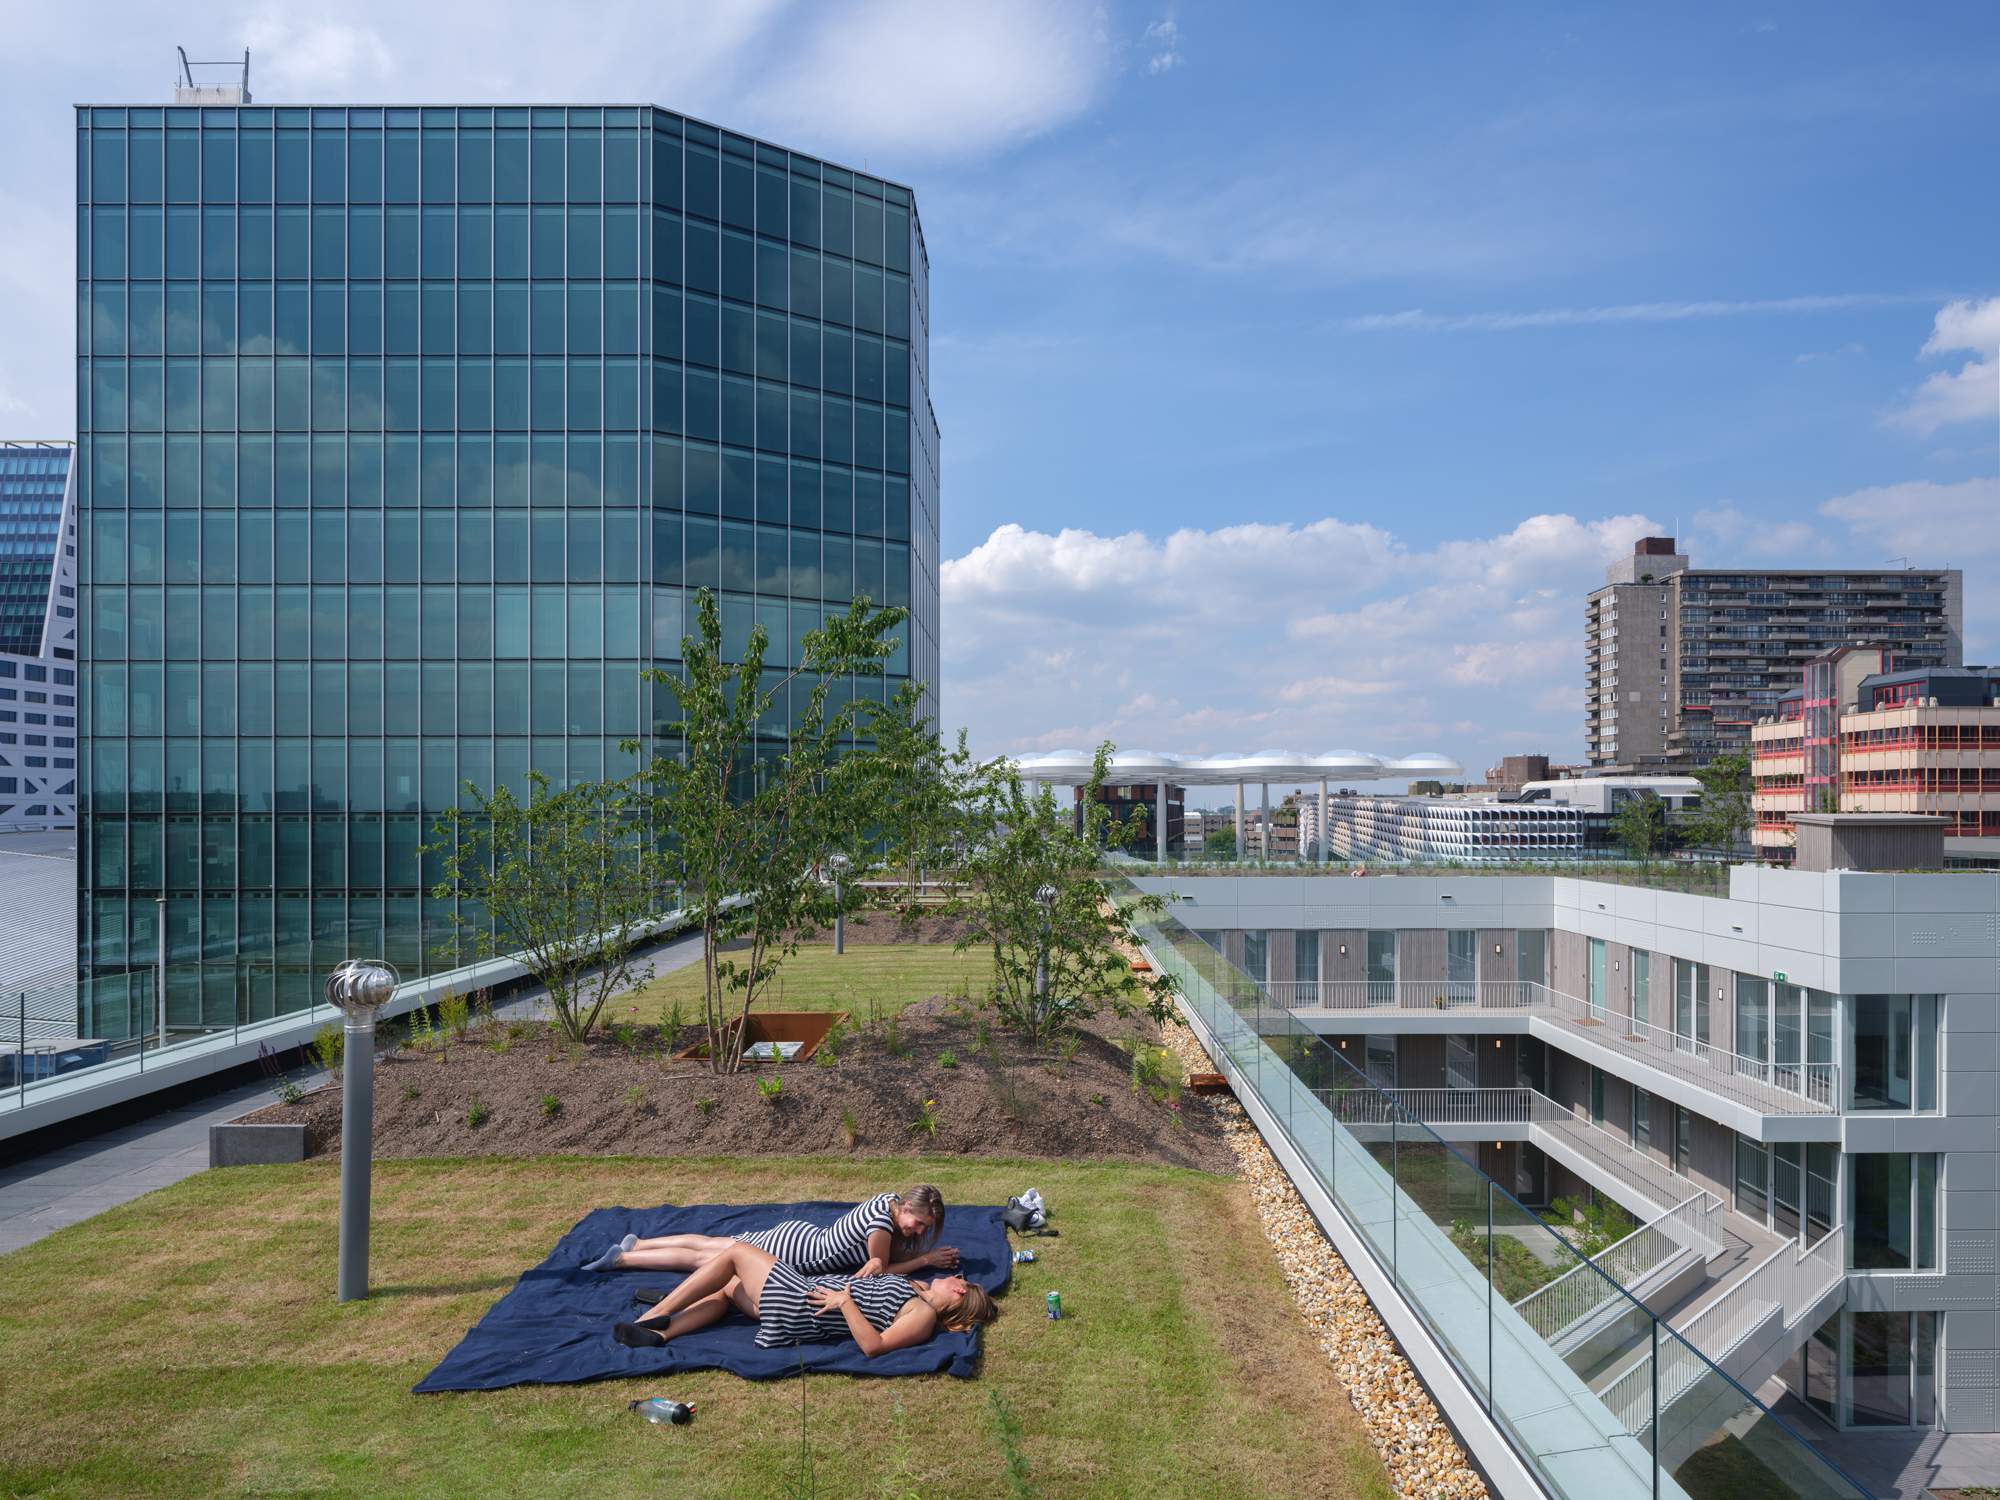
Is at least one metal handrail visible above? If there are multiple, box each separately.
[1514,1190,1711,1343]
[1266,975,1840,1115]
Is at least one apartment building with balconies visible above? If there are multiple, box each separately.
[1129,861,1998,1444]
[1587,537,1962,775]
[1754,652,2000,865]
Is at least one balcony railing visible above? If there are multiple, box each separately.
[1514,1190,1715,1347]
[1262,977,1840,1116]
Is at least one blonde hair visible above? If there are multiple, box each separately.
[938,1282,999,1334]
[894,1184,946,1251]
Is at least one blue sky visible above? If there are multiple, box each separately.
[4,2,1996,781]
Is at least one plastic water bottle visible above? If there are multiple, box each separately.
[1012,1249,1036,1264]
[629,1397,695,1426]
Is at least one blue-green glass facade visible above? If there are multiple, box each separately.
[74,103,940,1034]
[0,445,74,656]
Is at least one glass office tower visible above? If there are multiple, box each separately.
[75,103,940,1034]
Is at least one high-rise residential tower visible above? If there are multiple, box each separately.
[1584,537,1960,773]
[0,442,80,830]
[75,101,939,1035]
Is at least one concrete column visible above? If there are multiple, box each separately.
[1261,782,1270,864]
[1319,778,1329,865]
[1235,782,1245,858]
[1156,780,1167,864]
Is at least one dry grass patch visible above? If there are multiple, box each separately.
[0,1155,1390,1500]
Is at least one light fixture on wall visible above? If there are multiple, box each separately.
[1337,1038,1347,1050]
[1493,943,1503,955]
[1493,1039,1502,1050]
[1338,943,1347,955]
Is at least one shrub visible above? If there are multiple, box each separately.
[438,991,470,1039]
[908,1097,940,1137]
[400,1083,420,1102]
[882,1016,907,1058]
[840,1105,860,1151]
[488,1030,513,1054]
[756,1075,783,1105]
[660,997,687,1045]
[1130,1043,1182,1107]
[540,1092,562,1120]
[971,1018,990,1055]
[466,1095,490,1129]
[1056,1031,1082,1077]
[612,1019,643,1055]
[624,1083,648,1111]
[273,1075,303,1106]
[311,1024,344,1076]
[696,1095,716,1118]
[938,1048,958,1070]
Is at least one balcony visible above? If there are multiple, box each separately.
[1262,979,1839,1121]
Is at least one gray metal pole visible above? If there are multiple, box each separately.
[155,896,167,1049]
[833,875,844,955]
[1156,780,1167,864]
[1261,782,1270,864]
[1318,778,1329,865]
[337,1008,375,1303]
[18,993,25,1107]
[1234,782,1245,858]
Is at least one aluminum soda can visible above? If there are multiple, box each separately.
[1013,1249,1036,1264]
[1046,1290,1062,1320]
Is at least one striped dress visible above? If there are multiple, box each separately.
[755,1266,920,1348]
[733,1192,899,1273]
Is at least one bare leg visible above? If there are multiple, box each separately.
[649,1281,740,1342]
[615,1232,739,1272]
[637,1241,778,1324]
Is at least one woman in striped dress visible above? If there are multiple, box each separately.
[582,1185,958,1279]
[611,1238,998,1356]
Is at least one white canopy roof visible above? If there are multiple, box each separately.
[1008,749,1464,786]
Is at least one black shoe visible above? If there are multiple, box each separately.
[614,1321,666,1349]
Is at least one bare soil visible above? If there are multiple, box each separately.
[245,994,1234,1174]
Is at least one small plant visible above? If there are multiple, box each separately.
[566,1040,585,1068]
[1130,1043,1182,1107]
[438,990,471,1039]
[273,1074,303,1106]
[311,1024,344,1076]
[814,1031,841,1068]
[540,1092,562,1120]
[624,1083,648,1111]
[408,1004,434,1052]
[612,1019,642,1055]
[1089,1091,1108,1107]
[660,997,687,1042]
[488,1030,514,1054]
[987,1389,1035,1500]
[994,1075,1026,1122]
[696,1095,717,1117]
[505,1019,531,1040]
[466,1094,490,1129]
[840,1105,860,1151]
[877,1396,923,1500]
[908,1097,940,1137]
[1056,1031,1082,1077]
[882,1016,907,1058]
[472,988,494,1030]
[938,1048,958,1070]
[400,1083,420,1102]
[971,1018,990,1055]
[757,1075,785,1104]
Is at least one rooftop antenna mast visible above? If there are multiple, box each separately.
[174,46,251,104]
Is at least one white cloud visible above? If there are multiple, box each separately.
[749,0,1108,158]
[241,15,395,93]
[1818,477,2000,560]
[1345,292,1928,335]
[1889,296,2000,434]
[1142,17,1183,75]
[1921,297,2000,356]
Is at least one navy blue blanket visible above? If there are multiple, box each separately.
[413,1200,1010,1393]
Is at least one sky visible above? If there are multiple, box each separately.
[5,1,1998,785]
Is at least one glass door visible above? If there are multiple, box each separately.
[1735,975,1770,1083]
[1446,929,1475,1006]
[1365,930,1396,1007]
[1587,938,1607,1021]
[1631,951,1651,1038]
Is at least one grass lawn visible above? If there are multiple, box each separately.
[0,1155,1390,1500]
[628,942,1000,1023]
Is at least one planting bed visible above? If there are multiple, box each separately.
[243,990,1232,1174]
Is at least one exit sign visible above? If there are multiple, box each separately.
[1773,970,1788,984]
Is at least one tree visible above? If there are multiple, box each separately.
[1684,752,1754,853]
[952,742,1177,1042]
[1609,792,1671,860]
[426,772,660,1045]
[865,681,974,900]
[1203,822,1238,861]
[646,588,903,1074]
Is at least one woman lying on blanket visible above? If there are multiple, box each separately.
[582,1184,959,1278]
[610,1238,998,1355]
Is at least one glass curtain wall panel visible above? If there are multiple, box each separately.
[76,103,937,1031]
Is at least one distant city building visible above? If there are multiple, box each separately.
[1584,537,1961,774]
[1303,777,1701,864]
[1484,754,1550,792]
[0,442,78,831]
[1079,781,1186,855]
[1751,649,2000,865]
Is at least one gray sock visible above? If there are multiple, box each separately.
[582,1240,628,1273]
[621,1233,638,1252]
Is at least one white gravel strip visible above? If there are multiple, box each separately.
[1161,1017,1490,1500]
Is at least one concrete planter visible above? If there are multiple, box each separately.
[209,1121,309,1168]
